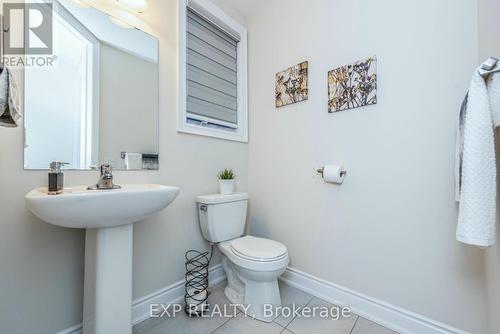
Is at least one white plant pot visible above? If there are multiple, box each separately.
[219,179,234,195]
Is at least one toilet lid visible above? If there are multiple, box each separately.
[230,236,287,261]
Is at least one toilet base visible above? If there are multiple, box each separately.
[221,256,284,322]
[240,277,281,322]
[222,256,245,305]
[224,285,243,304]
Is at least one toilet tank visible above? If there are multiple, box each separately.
[196,193,248,243]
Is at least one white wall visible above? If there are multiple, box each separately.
[478,0,500,333]
[0,0,248,333]
[245,0,487,333]
[99,44,158,169]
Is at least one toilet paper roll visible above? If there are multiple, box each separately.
[185,287,208,314]
[322,165,345,184]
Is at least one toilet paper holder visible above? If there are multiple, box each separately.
[316,166,347,177]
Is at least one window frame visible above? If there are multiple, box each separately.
[178,0,248,143]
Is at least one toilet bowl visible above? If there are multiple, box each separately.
[219,236,289,321]
[196,193,289,322]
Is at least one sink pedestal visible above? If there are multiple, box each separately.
[83,224,133,334]
[25,184,180,334]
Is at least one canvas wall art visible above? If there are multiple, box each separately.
[275,61,309,108]
[327,56,377,113]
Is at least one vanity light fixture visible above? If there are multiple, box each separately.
[69,0,91,8]
[116,0,148,13]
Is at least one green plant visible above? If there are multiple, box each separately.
[218,168,235,180]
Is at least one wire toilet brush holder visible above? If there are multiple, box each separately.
[184,245,214,316]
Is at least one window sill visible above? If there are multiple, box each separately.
[177,123,248,143]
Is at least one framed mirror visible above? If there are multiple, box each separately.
[23,0,159,170]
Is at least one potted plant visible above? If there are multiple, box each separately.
[218,169,235,195]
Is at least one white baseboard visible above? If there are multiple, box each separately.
[279,267,470,334]
[54,323,82,334]
[55,264,226,334]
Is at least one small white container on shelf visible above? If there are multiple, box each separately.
[219,179,234,195]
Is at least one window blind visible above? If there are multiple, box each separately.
[186,8,238,127]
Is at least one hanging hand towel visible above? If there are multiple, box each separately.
[456,70,497,247]
[0,66,21,127]
[454,93,468,201]
[489,72,500,127]
[456,73,500,200]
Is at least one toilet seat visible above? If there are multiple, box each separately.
[230,236,287,262]
[218,236,289,272]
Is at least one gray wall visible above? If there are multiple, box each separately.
[0,0,248,333]
[245,0,487,333]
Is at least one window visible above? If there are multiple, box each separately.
[178,0,248,142]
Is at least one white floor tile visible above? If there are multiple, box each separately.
[351,317,399,334]
[286,297,358,334]
[212,313,284,334]
[273,282,314,327]
[134,312,172,334]
[137,283,238,334]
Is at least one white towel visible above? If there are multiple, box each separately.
[456,70,499,247]
[454,93,468,201]
[489,73,500,126]
[0,67,21,127]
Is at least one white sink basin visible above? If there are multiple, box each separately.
[25,184,180,228]
[25,183,180,334]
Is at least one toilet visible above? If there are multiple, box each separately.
[197,192,289,322]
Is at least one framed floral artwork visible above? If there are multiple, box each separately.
[275,61,309,108]
[328,56,377,113]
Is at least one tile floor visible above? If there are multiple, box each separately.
[133,281,399,334]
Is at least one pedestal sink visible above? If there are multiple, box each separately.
[25,184,180,334]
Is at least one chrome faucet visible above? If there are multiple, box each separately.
[87,164,121,190]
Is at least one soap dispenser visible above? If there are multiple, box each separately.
[48,161,69,195]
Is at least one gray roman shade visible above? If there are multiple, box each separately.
[186,8,238,127]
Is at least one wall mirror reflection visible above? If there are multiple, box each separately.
[23,0,159,170]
